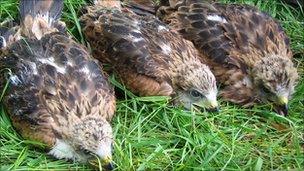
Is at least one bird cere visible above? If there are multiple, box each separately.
[0,0,300,169]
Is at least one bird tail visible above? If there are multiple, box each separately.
[19,0,65,39]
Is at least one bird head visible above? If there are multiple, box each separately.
[252,55,298,116]
[73,117,114,169]
[50,117,114,170]
[174,63,219,112]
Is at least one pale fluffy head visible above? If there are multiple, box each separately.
[252,55,298,115]
[49,117,113,166]
[174,62,219,111]
[71,117,113,159]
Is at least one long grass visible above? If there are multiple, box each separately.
[0,0,303,170]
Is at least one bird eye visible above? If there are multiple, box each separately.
[190,89,202,98]
[83,149,91,155]
[261,85,272,94]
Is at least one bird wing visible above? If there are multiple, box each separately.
[213,3,292,62]
[158,1,292,70]
[81,7,177,95]
[0,32,115,146]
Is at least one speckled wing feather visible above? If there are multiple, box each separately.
[158,0,292,75]
[157,0,293,105]
[81,7,177,96]
[0,32,115,146]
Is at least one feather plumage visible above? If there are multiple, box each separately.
[0,0,115,168]
[157,0,298,115]
[81,0,218,111]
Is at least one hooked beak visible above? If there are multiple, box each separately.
[275,96,288,116]
[89,156,114,170]
[104,161,115,170]
[194,99,220,113]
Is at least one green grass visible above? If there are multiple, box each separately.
[1,0,303,170]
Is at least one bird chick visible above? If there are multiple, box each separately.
[80,0,218,111]
[0,0,116,169]
[157,0,298,115]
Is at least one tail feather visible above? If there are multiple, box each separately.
[19,0,64,39]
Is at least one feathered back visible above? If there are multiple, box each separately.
[158,1,292,69]
[20,0,65,39]
[157,0,298,109]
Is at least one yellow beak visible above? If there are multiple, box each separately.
[278,96,288,105]
[103,157,114,170]
[275,95,289,116]
[89,156,114,170]
[103,156,113,165]
[209,100,219,109]
[194,99,219,112]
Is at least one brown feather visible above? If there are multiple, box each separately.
[81,0,218,110]
[0,1,116,162]
[81,3,205,95]
[0,32,115,147]
[157,0,298,113]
